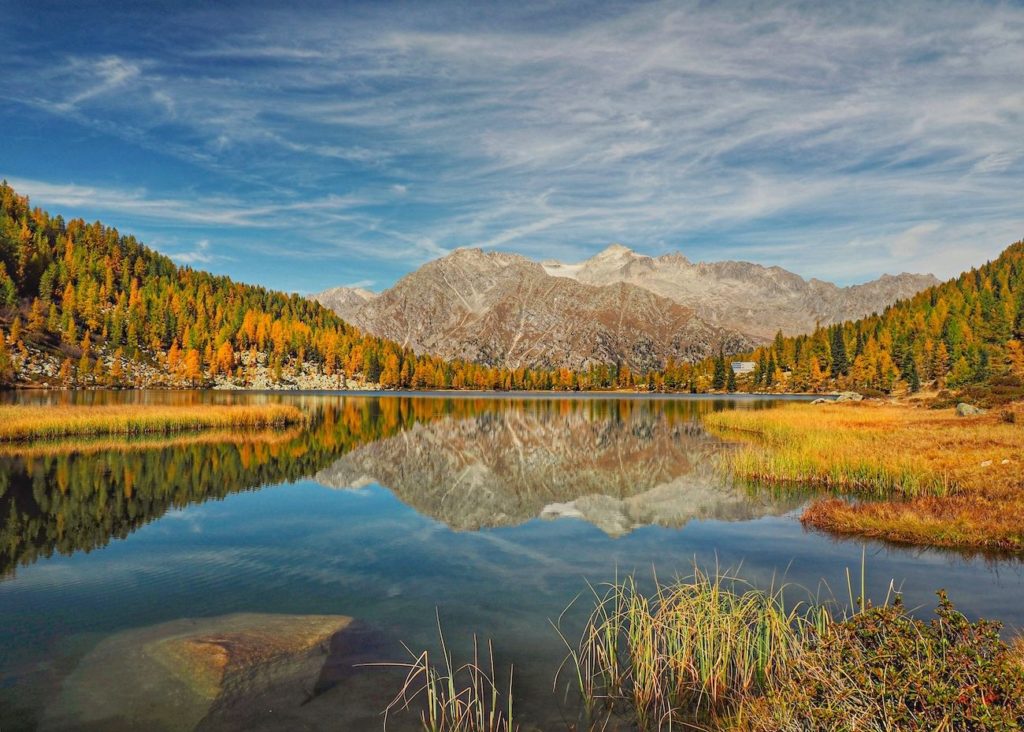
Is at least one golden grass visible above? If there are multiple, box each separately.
[554,570,814,728]
[0,403,306,442]
[705,402,1024,551]
[0,426,302,459]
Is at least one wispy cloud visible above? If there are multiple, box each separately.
[60,56,142,110]
[2,0,1023,288]
[170,239,225,266]
[4,178,368,229]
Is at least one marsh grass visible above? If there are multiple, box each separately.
[0,404,305,441]
[704,402,1024,551]
[372,614,516,732]
[0,426,302,458]
[553,569,825,729]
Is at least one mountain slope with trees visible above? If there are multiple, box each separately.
[0,182,603,390]
[0,182,702,391]
[2,181,1020,398]
[711,240,1024,399]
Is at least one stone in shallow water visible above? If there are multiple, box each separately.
[43,613,354,732]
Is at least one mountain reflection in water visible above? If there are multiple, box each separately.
[315,401,796,535]
[0,396,785,576]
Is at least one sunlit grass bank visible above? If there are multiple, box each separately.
[0,404,305,441]
[704,402,1024,551]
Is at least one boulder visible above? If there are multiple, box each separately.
[956,402,986,417]
[43,613,355,732]
[810,398,830,405]
[834,391,864,403]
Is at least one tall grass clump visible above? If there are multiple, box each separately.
[374,615,516,732]
[554,569,818,729]
[0,403,305,441]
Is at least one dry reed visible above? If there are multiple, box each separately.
[371,613,516,732]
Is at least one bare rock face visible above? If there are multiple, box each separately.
[543,244,938,342]
[313,245,937,369]
[316,249,753,371]
[310,285,377,322]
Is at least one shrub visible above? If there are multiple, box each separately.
[738,592,1024,731]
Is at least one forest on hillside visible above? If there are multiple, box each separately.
[0,182,635,390]
[2,181,1022,396]
[702,241,1024,399]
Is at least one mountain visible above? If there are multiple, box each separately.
[542,244,939,341]
[316,248,754,371]
[314,245,937,370]
[312,285,377,322]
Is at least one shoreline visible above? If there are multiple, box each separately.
[7,385,828,400]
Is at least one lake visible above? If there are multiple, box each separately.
[1,392,1022,731]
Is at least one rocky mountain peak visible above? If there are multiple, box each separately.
[312,244,938,368]
[310,285,379,322]
[594,243,635,258]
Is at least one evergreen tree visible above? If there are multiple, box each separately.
[905,355,921,393]
[0,263,16,307]
[754,350,767,386]
[712,350,727,390]
[0,330,13,386]
[830,326,849,377]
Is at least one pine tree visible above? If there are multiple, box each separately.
[830,326,849,378]
[905,355,921,393]
[712,350,727,390]
[0,330,13,386]
[0,263,16,307]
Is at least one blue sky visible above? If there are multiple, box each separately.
[1,0,1022,294]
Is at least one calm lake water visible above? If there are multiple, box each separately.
[1,392,1022,731]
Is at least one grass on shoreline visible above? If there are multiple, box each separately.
[387,571,1024,731]
[704,402,1024,551]
[0,426,302,458]
[0,403,305,441]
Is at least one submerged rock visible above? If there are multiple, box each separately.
[43,613,354,732]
